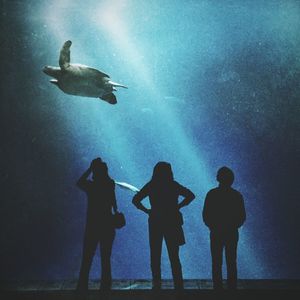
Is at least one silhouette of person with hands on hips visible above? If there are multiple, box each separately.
[132,162,195,290]
[76,158,118,292]
[202,166,246,290]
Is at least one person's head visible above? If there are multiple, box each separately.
[151,161,174,183]
[216,166,234,187]
[91,157,109,180]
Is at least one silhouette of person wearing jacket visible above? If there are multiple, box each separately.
[132,162,195,290]
[76,158,117,292]
[202,167,246,290]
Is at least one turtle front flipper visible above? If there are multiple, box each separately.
[59,40,72,70]
[100,93,117,105]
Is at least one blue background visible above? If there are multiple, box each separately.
[0,0,299,280]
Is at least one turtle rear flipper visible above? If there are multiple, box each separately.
[59,40,72,70]
[100,93,117,105]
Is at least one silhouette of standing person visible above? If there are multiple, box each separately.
[76,158,117,292]
[202,167,246,290]
[132,162,195,290]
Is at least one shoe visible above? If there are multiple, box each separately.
[213,285,224,291]
[152,284,161,290]
[75,286,88,295]
[100,284,112,291]
[174,284,184,291]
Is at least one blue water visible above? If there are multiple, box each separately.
[1,0,299,280]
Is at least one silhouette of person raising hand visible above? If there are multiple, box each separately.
[202,167,246,290]
[76,158,117,292]
[132,162,195,290]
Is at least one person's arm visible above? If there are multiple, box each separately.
[237,193,246,228]
[132,183,151,214]
[76,167,92,192]
[111,181,118,214]
[202,191,212,228]
[177,184,195,209]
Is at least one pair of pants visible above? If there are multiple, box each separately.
[210,229,238,289]
[77,227,115,290]
[149,219,183,289]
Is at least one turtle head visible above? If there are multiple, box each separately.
[63,40,72,48]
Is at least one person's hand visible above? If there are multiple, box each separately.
[90,157,102,170]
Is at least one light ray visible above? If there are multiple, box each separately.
[91,0,260,277]
[42,0,264,278]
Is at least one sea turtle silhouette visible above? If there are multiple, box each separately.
[43,40,127,104]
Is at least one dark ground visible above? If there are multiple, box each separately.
[1,279,300,300]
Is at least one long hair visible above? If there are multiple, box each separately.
[150,161,174,184]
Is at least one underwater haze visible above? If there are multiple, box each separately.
[1,0,300,280]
